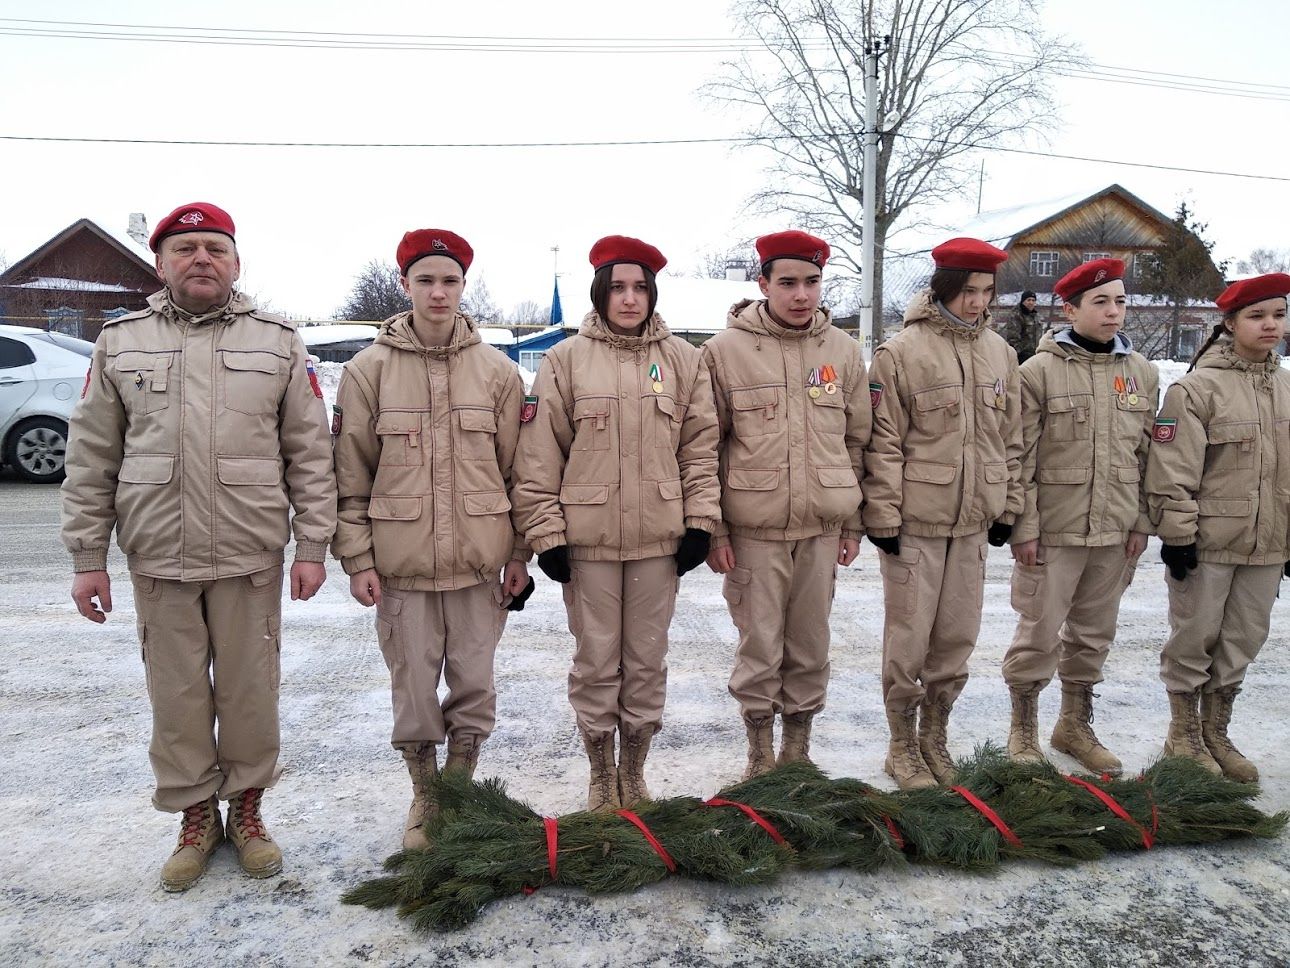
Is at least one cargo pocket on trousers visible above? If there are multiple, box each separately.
[140,625,154,700]
[880,549,919,616]
[1010,563,1045,621]
[267,616,281,692]
[723,567,752,607]
[979,541,989,581]
[375,592,405,673]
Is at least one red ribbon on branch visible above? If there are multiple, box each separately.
[522,816,561,895]
[1066,775,1153,850]
[615,809,677,872]
[704,797,788,845]
[951,786,1024,848]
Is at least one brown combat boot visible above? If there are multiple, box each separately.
[741,713,775,780]
[160,795,223,892]
[1163,690,1222,774]
[444,733,484,778]
[1006,683,1045,765]
[1050,683,1122,776]
[581,728,619,812]
[1201,687,1259,783]
[777,712,815,766]
[617,726,654,806]
[885,708,937,791]
[225,788,282,878]
[400,742,439,850]
[918,701,957,784]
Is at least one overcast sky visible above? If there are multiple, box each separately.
[2,0,1286,319]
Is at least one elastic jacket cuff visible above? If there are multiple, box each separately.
[71,549,108,572]
[341,552,377,576]
[294,540,330,563]
[529,532,567,554]
[684,516,720,534]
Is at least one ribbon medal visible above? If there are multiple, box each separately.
[1126,375,1139,406]
[649,363,663,394]
[134,371,145,391]
[993,377,1005,408]
[806,366,822,398]
[821,363,838,395]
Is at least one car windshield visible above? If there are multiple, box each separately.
[30,331,94,357]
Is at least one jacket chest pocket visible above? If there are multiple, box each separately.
[376,411,426,466]
[1114,393,1154,439]
[977,385,1008,426]
[809,389,847,435]
[113,351,173,415]
[1045,394,1092,441]
[1206,421,1257,471]
[572,398,612,452]
[650,393,685,449]
[731,387,783,438]
[455,407,497,461]
[911,386,962,435]
[220,350,282,416]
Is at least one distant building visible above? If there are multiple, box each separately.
[0,219,157,341]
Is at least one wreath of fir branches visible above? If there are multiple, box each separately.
[342,746,1286,933]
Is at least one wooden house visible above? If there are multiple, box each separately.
[0,219,158,342]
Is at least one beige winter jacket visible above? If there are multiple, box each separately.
[61,289,337,580]
[700,299,869,546]
[1013,329,1158,547]
[1145,341,1290,566]
[862,289,1023,539]
[332,312,526,591]
[511,311,721,561]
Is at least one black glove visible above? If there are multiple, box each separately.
[868,534,901,557]
[674,528,711,577]
[537,545,571,584]
[987,521,1013,547]
[505,576,536,612]
[1161,543,1198,581]
[1284,561,1290,578]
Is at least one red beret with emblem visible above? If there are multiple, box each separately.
[1054,258,1126,303]
[397,229,474,275]
[149,202,236,252]
[588,235,667,275]
[931,237,1008,272]
[1216,273,1290,314]
[755,230,830,270]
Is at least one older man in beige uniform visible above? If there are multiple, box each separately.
[703,230,870,780]
[332,228,530,849]
[863,237,1022,790]
[61,202,337,891]
[1002,259,1157,777]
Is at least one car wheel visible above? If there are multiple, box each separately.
[6,416,69,483]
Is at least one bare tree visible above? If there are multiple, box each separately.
[461,277,501,324]
[1137,201,1226,360]
[1236,247,1290,275]
[337,260,410,321]
[693,243,758,280]
[705,0,1073,329]
[506,299,552,328]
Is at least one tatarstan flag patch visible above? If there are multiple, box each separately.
[869,382,884,408]
[1152,418,1177,443]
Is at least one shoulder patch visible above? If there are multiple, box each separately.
[331,404,342,435]
[869,382,884,408]
[1152,418,1177,443]
[305,358,324,399]
[520,395,539,424]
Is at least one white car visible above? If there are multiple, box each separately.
[0,325,94,483]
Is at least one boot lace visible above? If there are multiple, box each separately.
[232,789,266,841]
[178,801,211,848]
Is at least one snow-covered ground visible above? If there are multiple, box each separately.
[1,471,1287,966]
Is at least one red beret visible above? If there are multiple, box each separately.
[755,230,829,270]
[1054,258,1125,302]
[931,237,1008,273]
[1216,273,1290,314]
[149,202,235,252]
[397,229,474,275]
[588,235,667,275]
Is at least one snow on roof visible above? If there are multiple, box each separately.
[3,276,140,293]
[297,323,379,346]
[478,327,517,346]
[952,191,1093,249]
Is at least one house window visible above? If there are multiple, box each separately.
[519,350,546,371]
[1083,252,1112,263]
[44,307,84,338]
[1029,251,1059,277]
[102,307,131,321]
[1134,252,1160,278]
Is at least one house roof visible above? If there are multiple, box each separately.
[0,218,157,287]
[953,184,1176,250]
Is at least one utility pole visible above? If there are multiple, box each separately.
[859,35,888,353]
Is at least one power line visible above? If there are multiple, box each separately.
[2,130,1287,183]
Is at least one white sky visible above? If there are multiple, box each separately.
[1,0,1286,319]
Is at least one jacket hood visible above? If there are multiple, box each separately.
[577,309,672,347]
[375,311,481,358]
[902,288,992,339]
[727,298,835,341]
[1043,327,1135,359]
[1195,338,1282,376]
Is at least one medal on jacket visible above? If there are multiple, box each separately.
[820,363,838,394]
[993,377,1005,408]
[806,366,824,398]
[1126,375,1139,406]
[649,362,663,394]
[1114,375,1127,405]
[134,371,145,390]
